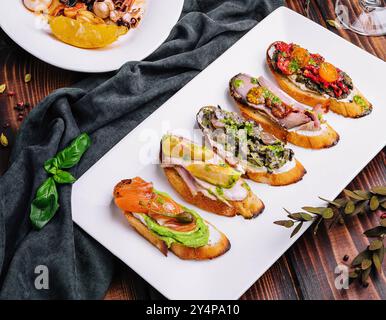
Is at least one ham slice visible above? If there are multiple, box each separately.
[230,73,322,130]
[175,166,199,197]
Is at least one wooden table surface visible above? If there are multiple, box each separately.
[0,0,385,300]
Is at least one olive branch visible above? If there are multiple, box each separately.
[274,186,386,286]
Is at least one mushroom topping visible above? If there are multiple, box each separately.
[93,0,115,19]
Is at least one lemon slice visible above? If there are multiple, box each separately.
[50,16,128,49]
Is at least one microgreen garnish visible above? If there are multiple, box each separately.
[233,79,244,88]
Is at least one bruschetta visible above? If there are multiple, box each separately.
[229,73,340,149]
[114,177,230,260]
[266,41,372,118]
[160,135,265,219]
[196,106,306,186]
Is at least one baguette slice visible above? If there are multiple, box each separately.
[196,106,306,186]
[123,212,231,260]
[245,159,306,186]
[114,179,230,260]
[266,42,372,118]
[163,167,264,219]
[239,103,339,149]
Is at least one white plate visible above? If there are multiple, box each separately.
[0,0,184,73]
[71,7,386,299]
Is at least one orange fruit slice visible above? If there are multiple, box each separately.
[50,16,128,49]
[319,62,339,83]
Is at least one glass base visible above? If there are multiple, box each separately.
[335,0,386,36]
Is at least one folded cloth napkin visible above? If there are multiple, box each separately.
[0,0,283,299]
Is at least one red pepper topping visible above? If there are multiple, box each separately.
[273,42,351,98]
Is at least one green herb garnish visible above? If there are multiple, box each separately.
[233,79,244,88]
[353,95,367,108]
[308,58,317,66]
[251,77,259,85]
[288,59,300,73]
[216,186,224,196]
[30,133,91,230]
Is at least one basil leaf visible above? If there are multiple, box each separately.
[30,178,59,229]
[36,177,58,201]
[54,133,91,169]
[53,170,76,184]
[44,158,59,175]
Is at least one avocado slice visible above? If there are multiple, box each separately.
[186,163,241,189]
[162,135,214,161]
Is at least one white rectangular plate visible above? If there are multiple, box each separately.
[72,7,386,300]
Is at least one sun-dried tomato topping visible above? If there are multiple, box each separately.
[272,42,352,98]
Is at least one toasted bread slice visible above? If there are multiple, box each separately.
[266,43,372,118]
[163,167,264,219]
[196,106,306,186]
[329,92,372,118]
[246,159,306,186]
[239,104,339,149]
[123,212,230,260]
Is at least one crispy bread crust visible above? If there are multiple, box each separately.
[123,212,231,260]
[246,159,306,186]
[266,43,372,118]
[163,167,264,219]
[238,104,339,149]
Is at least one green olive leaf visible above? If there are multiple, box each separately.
[361,267,371,284]
[319,197,342,208]
[352,251,370,266]
[287,213,303,221]
[300,213,314,221]
[30,178,59,230]
[301,207,325,215]
[351,200,369,216]
[313,217,323,235]
[53,170,76,184]
[353,190,371,200]
[369,239,383,251]
[361,258,372,270]
[344,201,355,215]
[322,208,334,220]
[369,196,379,211]
[372,252,382,273]
[274,220,295,228]
[290,222,303,238]
[378,245,385,265]
[344,189,367,200]
[371,186,386,196]
[53,133,91,169]
[364,226,386,238]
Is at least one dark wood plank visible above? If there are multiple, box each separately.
[0,0,385,300]
[0,29,83,175]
